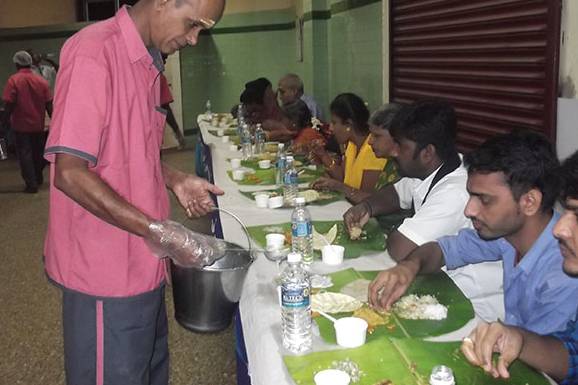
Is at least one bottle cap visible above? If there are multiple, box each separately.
[287,252,302,263]
[278,143,285,150]
[295,197,306,205]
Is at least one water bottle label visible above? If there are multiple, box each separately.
[292,221,312,237]
[281,287,310,308]
[277,158,286,169]
[284,173,297,184]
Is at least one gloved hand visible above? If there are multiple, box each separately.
[146,220,227,268]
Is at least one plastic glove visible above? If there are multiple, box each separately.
[146,220,227,268]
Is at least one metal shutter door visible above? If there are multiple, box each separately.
[390,0,562,151]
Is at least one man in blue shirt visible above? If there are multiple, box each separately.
[460,150,578,384]
[368,131,578,336]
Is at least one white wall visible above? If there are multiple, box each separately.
[557,0,578,160]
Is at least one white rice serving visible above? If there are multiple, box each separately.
[393,294,448,320]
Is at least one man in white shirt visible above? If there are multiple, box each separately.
[344,100,504,319]
[277,73,323,120]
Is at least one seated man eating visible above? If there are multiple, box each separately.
[459,150,578,383]
[344,100,503,319]
[369,131,578,336]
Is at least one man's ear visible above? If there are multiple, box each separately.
[420,143,436,164]
[520,188,543,216]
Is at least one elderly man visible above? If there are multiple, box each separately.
[277,73,323,120]
[43,1,225,384]
[460,150,578,384]
[2,51,52,193]
[369,131,578,336]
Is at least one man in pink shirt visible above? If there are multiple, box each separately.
[2,50,52,193]
[43,1,225,384]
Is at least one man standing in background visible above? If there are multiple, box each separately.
[2,50,52,193]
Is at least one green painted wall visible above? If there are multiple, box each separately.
[180,0,384,129]
[0,1,385,131]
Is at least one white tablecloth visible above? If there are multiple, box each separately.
[196,116,502,385]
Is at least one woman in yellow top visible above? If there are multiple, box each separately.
[311,94,399,204]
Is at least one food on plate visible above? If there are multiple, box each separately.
[298,189,320,203]
[392,294,448,320]
[244,174,262,184]
[373,381,393,385]
[349,226,363,241]
[340,279,372,303]
[311,292,363,313]
[312,224,338,250]
[352,306,391,334]
[330,359,364,383]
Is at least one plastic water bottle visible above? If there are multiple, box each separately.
[283,156,298,206]
[276,143,286,186]
[205,100,212,119]
[281,252,312,354]
[254,123,265,155]
[291,197,314,264]
[241,123,253,160]
[430,365,455,385]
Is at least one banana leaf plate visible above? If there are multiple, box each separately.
[239,188,344,206]
[314,269,475,343]
[227,167,324,185]
[247,220,386,259]
[284,337,549,385]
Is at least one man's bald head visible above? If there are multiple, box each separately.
[278,73,304,106]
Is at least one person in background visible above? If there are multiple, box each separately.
[1,50,52,193]
[283,99,326,153]
[310,93,388,199]
[369,131,578,336]
[311,102,399,205]
[277,73,323,120]
[43,1,226,384]
[29,50,59,93]
[460,150,578,384]
[160,55,186,149]
[240,77,297,142]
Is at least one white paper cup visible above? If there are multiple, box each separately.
[314,369,350,385]
[217,128,225,136]
[334,317,368,348]
[221,135,230,143]
[265,233,286,249]
[230,158,242,169]
[321,245,345,265]
[268,196,284,209]
[258,159,271,169]
[229,144,239,152]
[232,169,245,181]
[255,193,270,208]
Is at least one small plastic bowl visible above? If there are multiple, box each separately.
[255,193,270,208]
[322,245,345,265]
[334,317,368,348]
[268,196,284,209]
[265,233,286,249]
[221,135,230,143]
[314,369,351,385]
[217,128,225,136]
[258,159,271,169]
[232,169,245,181]
[229,144,239,152]
[230,158,242,169]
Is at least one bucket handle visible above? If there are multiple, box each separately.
[211,207,252,254]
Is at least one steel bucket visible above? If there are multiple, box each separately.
[171,208,254,333]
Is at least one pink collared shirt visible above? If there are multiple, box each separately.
[44,6,169,297]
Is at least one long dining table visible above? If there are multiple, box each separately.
[194,114,525,385]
